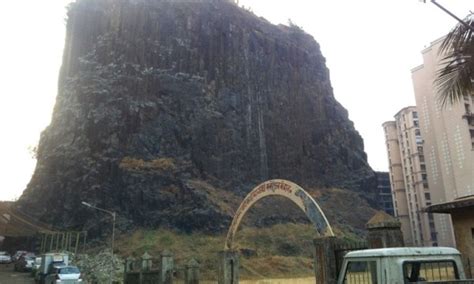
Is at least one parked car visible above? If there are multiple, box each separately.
[14,253,35,272]
[12,250,28,262]
[0,251,11,264]
[45,265,82,284]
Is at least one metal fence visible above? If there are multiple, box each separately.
[124,250,199,284]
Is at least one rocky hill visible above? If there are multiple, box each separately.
[18,0,378,235]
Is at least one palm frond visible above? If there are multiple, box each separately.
[435,14,474,106]
[439,15,474,54]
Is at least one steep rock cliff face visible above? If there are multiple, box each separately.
[19,0,376,233]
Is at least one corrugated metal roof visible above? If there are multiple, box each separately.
[424,195,474,213]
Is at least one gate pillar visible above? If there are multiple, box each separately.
[185,258,200,284]
[314,236,338,284]
[218,250,239,284]
[366,211,404,248]
[160,249,174,284]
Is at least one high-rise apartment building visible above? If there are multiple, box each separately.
[375,171,395,216]
[411,36,473,246]
[383,107,438,246]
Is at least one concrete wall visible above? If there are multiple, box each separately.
[451,208,474,278]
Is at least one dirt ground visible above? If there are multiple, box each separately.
[0,264,34,284]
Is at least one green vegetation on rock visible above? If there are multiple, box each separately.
[112,223,363,280]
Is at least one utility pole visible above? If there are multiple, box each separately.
[422,0,474,32]
[81,202,116,284]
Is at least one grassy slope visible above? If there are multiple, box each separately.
[114,223,362,280]
[82,185,376,280]
[111,186,376,280]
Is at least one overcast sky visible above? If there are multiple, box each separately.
[0,0,472,201]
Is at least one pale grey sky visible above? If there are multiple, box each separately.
[0,0,472,200]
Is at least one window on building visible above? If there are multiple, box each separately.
[465,103,471,114]
[422,174,428,182]
[419,155,425,163]
[420,165,426,171]
[423,183,429,189]
[343,261,378,284]
[429,221,436,229]
[425,192,431,200]
[468,117,474,127]
[415,129,421,136]
[414,120,419,127]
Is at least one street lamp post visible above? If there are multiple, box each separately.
[81,201,116,283]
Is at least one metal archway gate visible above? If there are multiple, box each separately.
[218,179,334,284]
[225,179,334,250]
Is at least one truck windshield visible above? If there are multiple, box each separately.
[403,260,458,283]
[58,266,80,274]
[343,261,378,284]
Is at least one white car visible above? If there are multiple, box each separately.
[45,265,83,284]
[0,251,11,264]
[33,256,42,270]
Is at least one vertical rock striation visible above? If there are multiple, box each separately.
[18,0,376,232]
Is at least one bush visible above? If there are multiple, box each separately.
[119,157,176,172]
[73,250,123,284]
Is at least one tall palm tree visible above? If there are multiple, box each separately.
[436,14,474,106]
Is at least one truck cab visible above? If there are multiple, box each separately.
[337,247,467,284]
[36,253,70,284]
